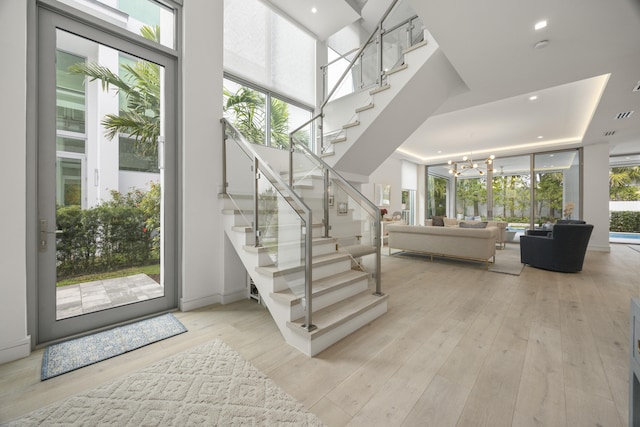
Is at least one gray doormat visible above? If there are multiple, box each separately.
[41,313,187,380]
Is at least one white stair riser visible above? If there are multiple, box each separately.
[287,277,369,321]
[269,258,352,292]
[223,195,254,211]
[309,300,387,356]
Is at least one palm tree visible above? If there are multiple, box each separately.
[610,166,640,201]
[223,86,293,149]
[67,25,161,156]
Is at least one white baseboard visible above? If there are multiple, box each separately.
[220,289,247,304]
[179,294,221,311]
[0,335,31,364]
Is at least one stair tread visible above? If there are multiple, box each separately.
[287,291,388,338]
[403,40,428,54]
[342,120,360,129]
[355,103,374,113]
[339,244,377,258]
[385,63,408,76]
[256,252,350,277]
[369,84,390,95]
[243,237,337,254]
[271,269,369,305]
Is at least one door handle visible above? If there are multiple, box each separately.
[40,219,62,250]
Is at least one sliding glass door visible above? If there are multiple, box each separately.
[426,150,581,232]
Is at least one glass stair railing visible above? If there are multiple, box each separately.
[222,119,317,331]
[318,0,426,156]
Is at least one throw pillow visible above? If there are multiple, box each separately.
[459,221,488,229]
[443,218,458,227]
[432,216,445,227]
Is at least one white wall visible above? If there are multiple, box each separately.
[0,1,30,363]
[610,201,640,211]
[180,0,245,310]
[362,155,404,215]
[583,143,611,252]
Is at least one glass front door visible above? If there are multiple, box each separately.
[37,8,177,343]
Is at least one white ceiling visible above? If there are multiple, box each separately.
[271,0,640,165]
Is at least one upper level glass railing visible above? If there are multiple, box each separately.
[222,119,317,331]
[321,5,424,104]
[317,1,425,155]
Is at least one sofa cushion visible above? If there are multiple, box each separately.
[459,221,488,229]
[443,218,458,227]
[432,216,445,226]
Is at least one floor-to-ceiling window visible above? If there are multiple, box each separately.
[426,149,581,232]
[609,154,640,242]
[533,150,581,226]
[426,166,451,219]
[492,155,531,231]
[223,76,313,149]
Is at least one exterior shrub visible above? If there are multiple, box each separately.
[610,211,640,232]
[56,185,159,280]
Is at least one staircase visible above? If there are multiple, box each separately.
[318,30,467,178]
[221,128,387,356]
[218,1,466,356]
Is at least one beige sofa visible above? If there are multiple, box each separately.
[387,224,497,268]
[426,218,508,247]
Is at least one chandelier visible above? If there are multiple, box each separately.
[447,154,496,177]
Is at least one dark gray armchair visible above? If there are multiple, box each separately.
[520,223,594,272]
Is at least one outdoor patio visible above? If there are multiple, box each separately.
[56,274,163,320]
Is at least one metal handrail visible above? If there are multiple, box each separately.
[321,0,400,111]
[222,118,317,331]
[289,134,383,295]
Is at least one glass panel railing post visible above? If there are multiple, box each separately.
[288,141,294,188]
[324,169,330,238]
[374,220,382,296]
[377,24,384,88]
[221,119,228,195]
[253,157,260,247]
[303,211,316,332]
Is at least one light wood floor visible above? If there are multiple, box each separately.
[1,244,639,426]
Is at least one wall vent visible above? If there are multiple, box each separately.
[634,81,640,92]
[616,111,634,119]
[604,130,616,136]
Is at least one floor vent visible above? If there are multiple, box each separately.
[616,111,634,119]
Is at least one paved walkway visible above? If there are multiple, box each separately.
[56,274,163,320]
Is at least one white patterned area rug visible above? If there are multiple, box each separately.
[6,340,325,426]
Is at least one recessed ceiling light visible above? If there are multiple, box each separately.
[529,95,538,101]
[537,135,544,139]
[437,150,442,154]
[534,20,547,30]
[311,7,317,13]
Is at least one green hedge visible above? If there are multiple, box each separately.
[56,184,160,280]
[610,211,640,232]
